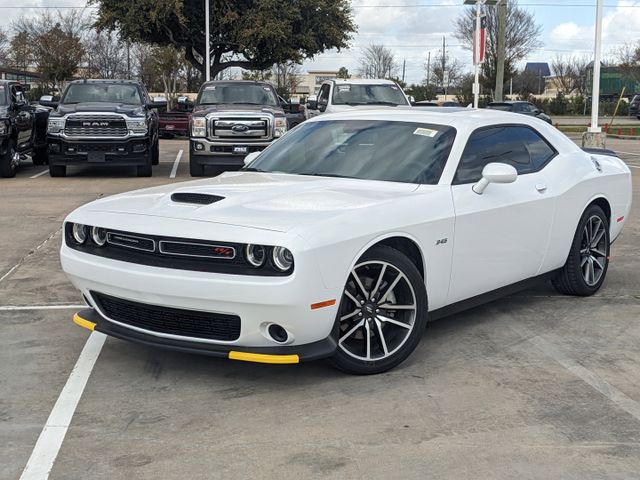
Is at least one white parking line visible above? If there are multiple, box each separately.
[0,305,86,311]
[19,331,106,480]
[170,150,183,179]
[628,165,640,169]
[30,169,49,179]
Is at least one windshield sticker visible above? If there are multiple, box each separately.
[204,86,216,91]
[413,127,438,138]
[391,85,399,90]
[337,85,351,92]
[263,87,271,91]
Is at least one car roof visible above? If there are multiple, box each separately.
[488,101,528,105]
[201,80,273,87]
[67,79,141,84]
[328,79,398,85]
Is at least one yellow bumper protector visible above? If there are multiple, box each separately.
[73,312,96,331]
[229,351,299,364]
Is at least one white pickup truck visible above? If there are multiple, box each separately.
[306,79,411,117]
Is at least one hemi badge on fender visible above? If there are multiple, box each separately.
[617,216,625,223]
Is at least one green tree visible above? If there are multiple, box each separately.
[405,84,436,102]
[91,0,356,79]
[337,66,350,79]
[34,25,85,90]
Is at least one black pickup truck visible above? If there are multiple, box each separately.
[189,81,288,176]
[42,79,165,177]
[0,81,49,178]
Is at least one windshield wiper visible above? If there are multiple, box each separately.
[243,167,267,172]
[298,172,352,179]
[364,101,400,106]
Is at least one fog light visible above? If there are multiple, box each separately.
[245,244,266,268]
[268,324,289,343]
[91,226,107,246]
[194,142,204,151]
[72,223,88,244]
[272,246,293,271]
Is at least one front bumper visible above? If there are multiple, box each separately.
[61,244,341,357]
[74,308,337,363]
[48,136,151,166]
[190,138,273,166]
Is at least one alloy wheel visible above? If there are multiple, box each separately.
[580,214,608,287]
[338,260,417,361]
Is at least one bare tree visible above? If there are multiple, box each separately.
[0,27,9,66]
[454,1,542,90]
[614,41,640,84]
[152,45,184,108]
[84,31,128,79]
[551,55,578,95]
[7,30,31,76]
[272,62,303,98]
[427,48,464,89]
[358,44,398,79]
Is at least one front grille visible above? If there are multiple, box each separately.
[159,241,236,259]
[64,115,128,137]
[171,193,224,205]
[92,291,241,341]
[212,117,270,139]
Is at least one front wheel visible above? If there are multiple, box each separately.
[0,139,19,178]
[553,204,610,296]
[151,135,160,165]
[329,245,428,375]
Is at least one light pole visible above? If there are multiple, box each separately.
[205,0,211,81]
[464,0,497,108]
[589,0,604,134]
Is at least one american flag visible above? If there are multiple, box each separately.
[473,15,487,65]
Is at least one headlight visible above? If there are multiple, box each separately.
[272,246,294,271]
[245,244,266,268]
[191,117,206,137]
[48,118,65,134]
[126,118,147,134]
[0,122,6,135]
[71,223,88,244]
[91,226,107,246]
[274,117,288,138]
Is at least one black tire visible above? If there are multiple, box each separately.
[151,135,160,165]
[49,164,66,177]
[32,146,49,165]
[0,139,18,178]
[189,155,205,177]
[329,245,428,375]
[137,162,153,177]
[552,204,610,296]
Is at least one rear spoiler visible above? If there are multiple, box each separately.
[581,147,619,158]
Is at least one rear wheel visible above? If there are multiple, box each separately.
[137,162,153,177]
[553,204,610,296]
[0,139,19,178]
[329,245,428,375]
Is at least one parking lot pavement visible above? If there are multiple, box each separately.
[2,139,640,479]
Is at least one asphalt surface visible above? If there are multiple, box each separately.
[1,137,639,479]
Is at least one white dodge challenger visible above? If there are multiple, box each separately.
[62,109,632,374]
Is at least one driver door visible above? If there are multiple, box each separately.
[11,85,32,148]
[447,125,556,303]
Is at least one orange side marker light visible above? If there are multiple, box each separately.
[310,299,337,310]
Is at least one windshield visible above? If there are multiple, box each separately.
[332,84,409,106]
[0,85,7,105]
[486,104,513,111]
[248,120,456,184]
[198,83,278,106]
[62,83,142,105]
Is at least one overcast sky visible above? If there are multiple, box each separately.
[2,1,640,84]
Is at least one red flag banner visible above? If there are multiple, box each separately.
[473,15,487,65]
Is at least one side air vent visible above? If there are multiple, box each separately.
[170,193,224,205]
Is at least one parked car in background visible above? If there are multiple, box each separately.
[278,95,305,129]
[42,79,164,177]
[306,79,411,117]
[189,80,288,177]
[486,101,552,124]
[159,96,193,138]
[0,81,49,178]
[630,95,640,118]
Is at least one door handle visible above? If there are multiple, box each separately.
[535,183,547,193]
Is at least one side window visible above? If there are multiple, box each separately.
[318,84,330,104]
[454,126,556,184]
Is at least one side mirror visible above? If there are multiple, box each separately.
[409,95,415,103]
[307,100,318,110]
[472,162,518,195]
[243,151,261,166]
[147,100,167,109]
[318,99,328,112]
[39,95,58,108]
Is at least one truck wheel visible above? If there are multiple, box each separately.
[137,162,153,177]
[49,164,66,177]
[0,140,19,178]
[189,158,205,177]
[151,136,160,165]
[32,146,49,166]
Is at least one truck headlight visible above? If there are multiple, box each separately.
[126,118,147,134]
[191,117,206,137]
[47,118,65,134]
[274,117,288,138]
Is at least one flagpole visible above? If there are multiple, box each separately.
[473,0,481,108]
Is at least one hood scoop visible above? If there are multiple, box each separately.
[170,192,225,205]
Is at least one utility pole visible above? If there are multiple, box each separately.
[205,0,211,81]
[584,0,605,147]
[442,36,446,101]
[426,52,431,87]
[126,41,131,80]
[495,0,507,101]
[402,59,406,83]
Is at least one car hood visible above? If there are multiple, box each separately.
[54,103,144,116]
[193,104,284,116]
[85,172,419,233]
